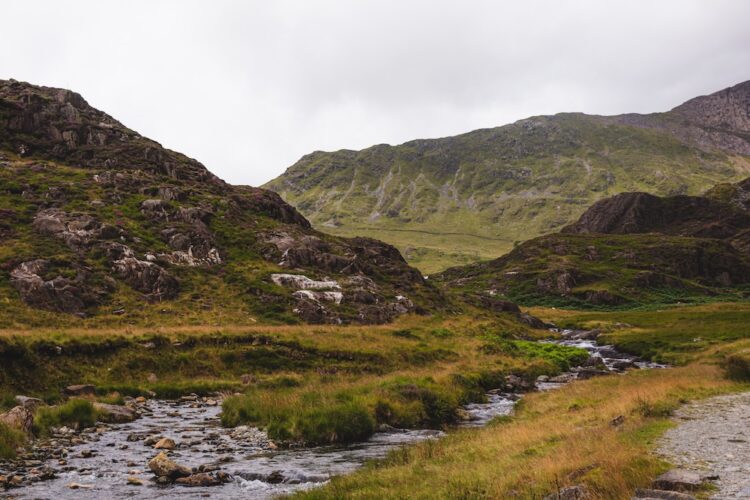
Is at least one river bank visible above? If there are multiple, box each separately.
[1,328,659,498]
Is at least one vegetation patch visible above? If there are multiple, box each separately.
[33,399,98,436]
[0,422,25,459]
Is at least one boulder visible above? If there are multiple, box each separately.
[517,312,548,329]
[153,437,176,450]
[575,367,610,380]
[0,406,34,434]
[64,384,96,396]
[543,484,590,499]
[633,488,696,499]
[147,452,191,480]
[15,396,43,411]
[652,469,703,492]
[93,403,137,423]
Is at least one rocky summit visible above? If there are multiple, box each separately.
[0,79,441,326]
[264,80,750,273]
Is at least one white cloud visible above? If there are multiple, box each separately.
[1,0,749,185]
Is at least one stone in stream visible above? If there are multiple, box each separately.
[174,472,222,487]
[147,451,191,480]
[127,476,144,486]
[154,437,176,450]
[67,482,94,489]
[652,469,703,491]
[93,403,137,423]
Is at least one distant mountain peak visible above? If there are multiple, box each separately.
[265,80,750,274]
[671,79,750,133]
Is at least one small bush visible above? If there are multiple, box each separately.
[430,328,453,339]
[33,399,98,435]
[0,422,25,459]
[222,393,375,445]
[293,401,375,444]
[724,353,750,381]
[635,397,678,418]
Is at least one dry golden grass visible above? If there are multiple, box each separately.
[299,347,748,499]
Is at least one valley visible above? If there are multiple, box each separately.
[1,78,750,499]
[266,82,750,274]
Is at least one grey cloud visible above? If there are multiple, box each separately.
[1,0,749,185]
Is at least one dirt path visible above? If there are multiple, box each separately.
[656,392,750,499]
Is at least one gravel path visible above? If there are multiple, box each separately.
[656,392,750,499]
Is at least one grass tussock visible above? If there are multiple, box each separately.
[221,373,498,445]
[296,361,740,499]
[33,399,98,435]
[723,352,750,381]
[0,421,25,459]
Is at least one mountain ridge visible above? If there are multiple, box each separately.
[265,80,750,273]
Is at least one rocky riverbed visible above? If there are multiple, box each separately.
[0,329,661,499]
[656,392,750,499]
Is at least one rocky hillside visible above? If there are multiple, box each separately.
[265,81,750,273]
[435,176,750,309]
[0,79,444,326]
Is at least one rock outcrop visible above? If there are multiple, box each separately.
[0,79,439,324]
[0,79,219,182]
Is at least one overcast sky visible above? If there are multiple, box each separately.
[1,1,749,186]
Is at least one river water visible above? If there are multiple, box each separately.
[1,330,662,499]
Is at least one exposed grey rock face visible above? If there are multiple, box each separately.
[33,209,121,250]
[271,274,340,290]
[672,81,750,135]
[0,79,220,182]
[10,259,111,314]
[111,253,179,301]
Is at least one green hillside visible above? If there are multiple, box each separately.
[265,82,750,273]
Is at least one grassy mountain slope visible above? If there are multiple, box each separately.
[435,176,750,309]
[265,81,750,273]
[0,79,443,326]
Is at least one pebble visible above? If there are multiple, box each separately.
[127,476,144,486]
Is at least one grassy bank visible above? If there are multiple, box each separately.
[0,313,587,448]
[283,302,750,498]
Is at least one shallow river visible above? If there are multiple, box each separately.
[2,331,662,499]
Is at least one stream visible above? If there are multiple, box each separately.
[0,330,664,499]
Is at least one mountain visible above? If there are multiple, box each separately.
[265,81,750,273]
[434,176,750,309]
[0,79,443,326]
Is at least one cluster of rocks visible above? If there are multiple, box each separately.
[147,452,231,487]
[270,271,417,324]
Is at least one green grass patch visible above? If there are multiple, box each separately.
[33,399,98,435]
[0,421,25,459]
